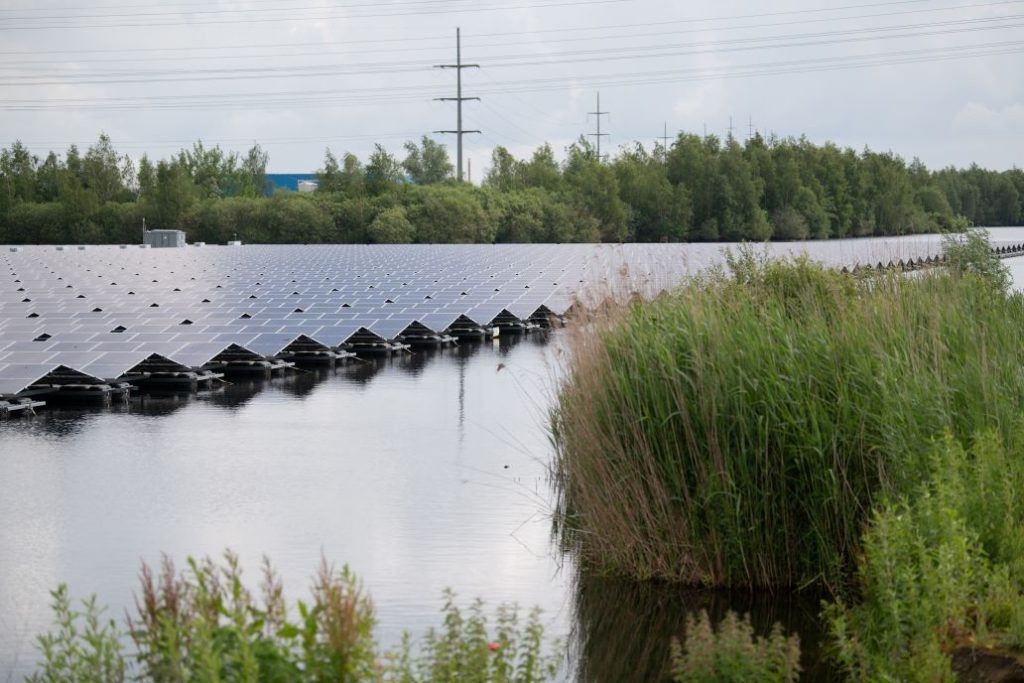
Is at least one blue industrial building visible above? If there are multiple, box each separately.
[265,173,318,194]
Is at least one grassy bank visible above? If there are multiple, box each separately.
[552,235,1024,590]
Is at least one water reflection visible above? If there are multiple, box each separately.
[0,331,567,680]
[13,336,544,438]
[570,575,836,682]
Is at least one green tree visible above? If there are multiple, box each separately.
[34,152,63,203]
[0,140,37,205]
[401,136,453,185]
[137,155,156,200]
[365,144,403,195]
[771,206,810,240]
[407,185,495,243]
[367,206,415,243]
[613,143,691,241]
[521,143,562,191]
[484,146,523,192]
[564,139,628,242]
[241,143,269,197]
[82,133,127,203]
[152,160,195,230]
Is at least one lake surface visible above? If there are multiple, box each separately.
[3,230,1024,682]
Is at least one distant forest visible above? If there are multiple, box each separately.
[0,133,1021,245]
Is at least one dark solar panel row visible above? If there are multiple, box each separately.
[0,244,699,395]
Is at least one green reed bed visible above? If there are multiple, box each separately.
[553,240,1024,590]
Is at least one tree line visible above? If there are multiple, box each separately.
[1,132,1021,245]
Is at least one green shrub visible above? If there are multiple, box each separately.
[670,610,800,683]
[826,429,1024,681]
[126,551,377,682]
[553,239,1024,589]
[31,553,561,682]
[29,586,125,683]
[383,590,560,683]
[942,227,1010,293]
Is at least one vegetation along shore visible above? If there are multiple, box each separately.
[553,230,1024,680]
[2,133,1022,246]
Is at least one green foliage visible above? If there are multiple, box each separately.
[125,552,377,682]
[770,206,809,240]
[366,144,404,196]
[29,585,126,683]
[402,136,453,185]
[669,610,800,683]
[942,227,1011,293]
[553,237,1024,589]
[32,554,561,683]
[367,206,415,244]
[826,429,1024,681]
[2,133,1020,244]
[382,591,560,683]
[406,185,496,244]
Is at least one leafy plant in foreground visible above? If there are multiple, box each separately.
[382,590,560,683]
[31,553,561,682]
[669,610,800,683]
[827,429,1024,681]
[28,585,125,683]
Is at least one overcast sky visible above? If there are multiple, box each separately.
[1,0,1022,176]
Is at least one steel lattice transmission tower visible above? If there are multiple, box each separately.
[587,92,610,162]
[434,28,480,182]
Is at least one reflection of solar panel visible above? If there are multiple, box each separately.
[0,239,946,395]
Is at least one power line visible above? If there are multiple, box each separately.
[434,27,480,182]
[7,8,1020,71]
[1,39,1020,111]
[0,0,480,16]
[4,14,1022,86]
[2,0,1019,56]
[0,0,631,31]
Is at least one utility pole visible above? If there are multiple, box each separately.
[434,27,480,182]
[587,92,609,162]
[748,115,754,141]
[658,122,671,158]
[727,116,735,140]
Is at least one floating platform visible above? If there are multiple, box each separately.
[342,328,411,357]
[397,321,457,349]
[123,354,224,391]
[206,345,295,377]
[25,381,131,404]
[275,335,357,367]
[0,397,45,417]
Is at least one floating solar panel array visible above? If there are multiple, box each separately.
[0,236,989,400]
[0,244,698,398]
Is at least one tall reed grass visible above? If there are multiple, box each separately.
[552,241,1024,589]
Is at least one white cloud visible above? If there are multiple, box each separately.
[2,0,1022,171]
[953,102,1024,134]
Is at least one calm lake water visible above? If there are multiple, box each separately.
[3,230,1024,682]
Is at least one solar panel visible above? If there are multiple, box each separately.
[0,240,955,396]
